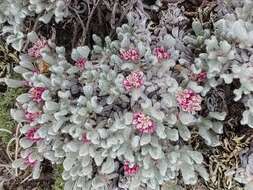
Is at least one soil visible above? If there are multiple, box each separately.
[0,142,54,190]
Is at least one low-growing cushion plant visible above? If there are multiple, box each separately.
[2,0,253,189]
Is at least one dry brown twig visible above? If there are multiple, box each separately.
[110,0,119,30]
[22,14,42,52]
[109,0,137,37]
[82,0,102,44]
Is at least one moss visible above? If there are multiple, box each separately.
[0,87,24,144]
[52,165,64,190]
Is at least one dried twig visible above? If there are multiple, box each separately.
[22,14,41,52]
[82,0,102,44]
[69,6,86,47]
[109,0,137,37]
[14,124,21,176]
[110,0,119,30]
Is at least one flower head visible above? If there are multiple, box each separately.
[124,161,139,176]
[25,111,41,123]
[154,47,171,61]
[28,38,47,58]
[24,154,37,167]
[25,127,42,142]
[29,87,46,103]
[176,89,202,113]
[132,112,155,134]
[75,58,86,70]
[190,71,207,83]
[120,48,140,61]
[123,71,144,91]
[81,133,90,144]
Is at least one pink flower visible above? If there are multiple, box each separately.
[123,71,144,91]
[75,58,86,70]
[25,127,42,142]
[132,112,155,134]
[176,89,202,113]
[28,38,47,58]
[25,111,41,123]
[154,47,171,61]
[124,161,139,176]
[120,49,140,61]
[190,71,207,83]
[29,87,46,103]
[81,133,90,144]
[24,154,37,167]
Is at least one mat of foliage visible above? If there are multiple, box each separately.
[1,0,253,190]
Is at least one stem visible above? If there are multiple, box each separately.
[82,0,101,44]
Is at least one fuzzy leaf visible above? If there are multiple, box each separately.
[149,147,163,159]
[156,124,166,139]
[101,158,115,174]
[12,159,24,168]
[195,165,209,181]
[124,112,133,125]
[180,163,197,185]
[166,128,179,141]
[178,125,191,141]
[188,151,203,164]
[20,138,33,148]
[16,93,30,103]
[71,46,90,60]
[131,136,140,148]
[209,112,226,121]
[5,79,24,88]
[32,162,41,179]
[63,157,76,171]
[158,159,168,176]
[179,111,197,125]
[92,176,105,188]
[10,109,25,122]
[140,134,151,146]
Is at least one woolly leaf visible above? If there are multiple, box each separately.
[178,125,191,141]
[140,134,151,146]
[101,158,115,174]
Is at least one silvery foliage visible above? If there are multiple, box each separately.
[186,0,253,123]
[227,146,253,190]
[0,0,30,51]
[0,0,70,51]
[28,0,70,24]
[183,0,253,186]
[212,0,253,129]
[5,12,228,189]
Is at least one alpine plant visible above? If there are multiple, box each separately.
[4,0,253,189]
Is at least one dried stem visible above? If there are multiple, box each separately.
[14,124,21,176]
[82,0,102,44]
[22,14,41,52]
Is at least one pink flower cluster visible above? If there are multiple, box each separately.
[123,71,144,91]
[28,38,47,58]
[75,58,86,70]
[25,127,41,142]
[120,48,140,61]
[154,47,171,60]
[25,111,41,123]
[124,161,139,176]
[29,87,46,103]
[132,112,155,134]
[81,133,90,144]
[24,154,37,167]
[190,71,207,83]
[176,89,202,113]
